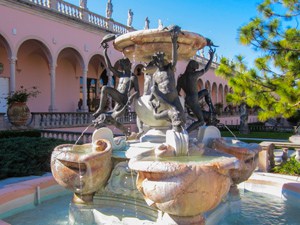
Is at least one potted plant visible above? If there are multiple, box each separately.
[6,86,40,126]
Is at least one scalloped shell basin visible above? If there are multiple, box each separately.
[51,141,112,195]
[128,148,239,217]
[113,29,207,62]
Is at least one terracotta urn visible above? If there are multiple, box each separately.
[7,102,31,126]
[51,139,112,204]
[129,146,238,225]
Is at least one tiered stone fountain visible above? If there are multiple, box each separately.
[51,27,261,225]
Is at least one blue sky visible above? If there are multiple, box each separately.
[67,0,262,65]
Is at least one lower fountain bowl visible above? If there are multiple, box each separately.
[129,148,238,217]
[211,137,262,185]
[51,140,112,203]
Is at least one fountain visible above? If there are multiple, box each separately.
[50,26,262,225]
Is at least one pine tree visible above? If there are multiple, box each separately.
[216,0,300,121]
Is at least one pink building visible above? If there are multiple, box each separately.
[0,0,258,128]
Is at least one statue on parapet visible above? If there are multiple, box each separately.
[79,0,87,9]
[144,17,150,30]
[177,45,218,133]
[127,9,133,27]
[93,35,139,137]
[106,0,113,19]
[145,25,185,132]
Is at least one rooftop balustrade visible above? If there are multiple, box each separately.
[18,0,132,34]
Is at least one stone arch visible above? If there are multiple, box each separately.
[134,64,144,95]
[56,47,84,112]
[0,34,12,112]
[0,34,12,78]
[211,82,217,105]
[0,33,13,58]
[197,79,204,91]
[16,38,53,112]
[86,54,106,111]
[205,80,211,92]
[15,36,53,65]
[218,84,224,105]
[224,85,229,107]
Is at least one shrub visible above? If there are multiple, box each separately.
[272,156,300,176]
[0,137,68,179]
[0,130,41,139]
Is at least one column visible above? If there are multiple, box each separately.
[9,56,17,93]
[49,62,57,112]
[107,69,113,109]
[82,66,88,112]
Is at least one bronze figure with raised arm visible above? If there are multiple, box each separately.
[146,25,185,131]
[177,46,217,133]
[93,36,139,136]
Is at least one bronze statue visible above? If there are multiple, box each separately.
[239,102,249,134]
[177,47,217,133]
[93,36,139,136]
[146,26,185,131]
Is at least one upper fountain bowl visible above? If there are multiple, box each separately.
[113,29,207,62]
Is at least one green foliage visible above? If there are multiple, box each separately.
[0,130,41,139]
[220,130,292,140]
[272,156,300,175]
[6,86,40,105]
[0,137,68,179]
[216,0,300,122]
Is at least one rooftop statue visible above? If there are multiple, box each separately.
[127,9,133,27]
[106,0,113,19]
[144,17,150,30]
[79,0,87,9]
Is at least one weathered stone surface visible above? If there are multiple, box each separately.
[114,29,207,62]
[51,140,112,203]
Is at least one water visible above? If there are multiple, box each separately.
[4,190,300,225]
[218,190,300,225]
[219,123,238,140]
[140,155,229,164]
[74,124,93,145]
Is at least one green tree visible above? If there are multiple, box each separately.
[216,0,300,121]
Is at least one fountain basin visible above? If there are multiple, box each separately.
[211,138,262,185]
[129,146,239,221]
[289,135,300,143]
[51,139,112,203]
[114,29,207,62]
